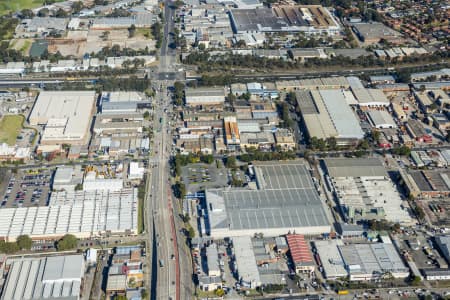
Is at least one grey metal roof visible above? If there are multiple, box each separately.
[319,89,364,139]
[324,158,387,178]
[206,162,329,231]
[1,255,83,300]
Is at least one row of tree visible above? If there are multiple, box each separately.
[0,234,77,254]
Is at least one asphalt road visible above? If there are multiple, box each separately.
[147,2,192,299]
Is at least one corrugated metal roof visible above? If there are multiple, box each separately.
[286,234,313,265]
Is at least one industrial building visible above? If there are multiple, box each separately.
[351,88,390,107]
[185,87,226,106]
[401,169,450,198]
[229,5,340,35]
[436,236,450,263]
[52,166,83,191]
[232,236,262,288]
[352,22,402,44]
[1,254,85,300]
[296,89,364,144]
[286,234,315,274]
[367,110,397,129]
[313,239,347,280]
[324,158,412,224]
[100,91,150,114]
[0,188,138,241]
[224,116,240,148]
[206,243,220,277]
[29,91,96,145]
[204,161,331,238]
[338,243,409,281]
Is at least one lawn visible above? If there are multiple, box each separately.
[0,0,65,16]
[0,115,24,146]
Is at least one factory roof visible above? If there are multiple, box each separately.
[314,239,347,279]
[319,89,364,139]
[324,158,387,178]
[206,161,330,235]
[286,234,314,267]
[0,189,138,240]
[28,91,96,141]
[296,90,338,139]
[408,170,450,192]
[185,87,226,98]
[106,274,127,291]
[233,236,261,285]
[1,255,84,300]
[53,167,74,184]
[339,243,409,277]
[351,88,390,106]
[367,110,397,128]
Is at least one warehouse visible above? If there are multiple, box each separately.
[338,243,409,281]
[29,91,96,145]
[436,236,450,263]
[351,88,390,107]
[100,91,150,114]
[0,188,138,241]
[324,158,412,224]
[352,22,402,45]
[232,236,262,288]
[229,5,339,35]
[367,110,397,129]
[313,239,347,280]
[286,234,315,274]
[205,161,331,238]
[185,87,226,106]
[405,169,450,198]
[296,89,364,145]
[1,254,85,300]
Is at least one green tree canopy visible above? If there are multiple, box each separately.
[16,235,32,250]
[56,234,78,251]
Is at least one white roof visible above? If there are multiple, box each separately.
[29,91,96,143]
[233,236,261,286]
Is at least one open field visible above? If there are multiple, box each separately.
[0,115,24,145]
[0,0,65,16]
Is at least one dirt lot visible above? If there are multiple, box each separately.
[84,29,155,55]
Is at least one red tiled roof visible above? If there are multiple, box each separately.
[286,234,313,264]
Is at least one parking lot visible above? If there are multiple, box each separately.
[1,168,52,208]
[397,232,447,270]
[181,163,229,193]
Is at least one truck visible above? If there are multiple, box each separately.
[337,290,349,295]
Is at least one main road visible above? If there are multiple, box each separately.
[146,1,192,300]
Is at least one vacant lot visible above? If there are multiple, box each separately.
[0,115,24,145]
[0,0,64,15]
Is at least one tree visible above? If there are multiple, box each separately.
[16,235,32,250]
[55,8,68,18]
[71,1,83,13]
[225,156,236,168]
[143,111,150,119]
[392,145,411,156]
[188,226,195,238]
[56,234,78,251]
[411,275,421,286]
[128,24,136,38]
[38,8,50,17]
[101,31,110,41]
[215,288,225,297]
[20,9,34,18]
[200,154,214,164]
[0,241,19,254]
